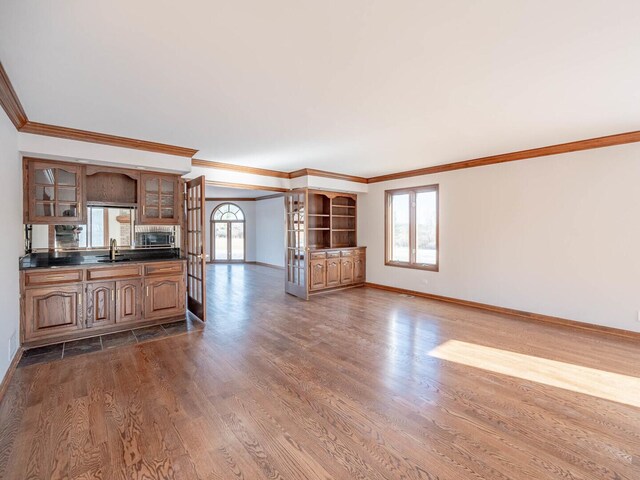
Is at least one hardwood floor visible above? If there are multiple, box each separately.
[1,263,639,479]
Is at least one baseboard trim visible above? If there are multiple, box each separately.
[364,282,640,341]
[0,347,23,405]
[249,261,285,270]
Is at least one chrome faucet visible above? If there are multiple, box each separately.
[109,238,118,260]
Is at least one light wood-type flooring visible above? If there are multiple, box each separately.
[1,263,639,479]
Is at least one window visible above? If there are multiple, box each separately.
[211,203,246,262]
[385,185,439,271]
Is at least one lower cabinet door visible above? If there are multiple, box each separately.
[144,275,185,319]
[24,285,83,340]
[116,279,143,324]
[326,258,341,287]
[354,255,366,283]
[340,258,354,285]
[309,260,327,290]
[86,281,116,328]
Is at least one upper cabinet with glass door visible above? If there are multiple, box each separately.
[25,159,85,224]
[138,173,180,224]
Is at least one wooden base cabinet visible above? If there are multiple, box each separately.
[23,285,83,340]
[86,282,116,328]
[305,247,366,297]
[144,275,186,319]
[116,279,143,324]
[309,260,327,291]
[21,260,186,347]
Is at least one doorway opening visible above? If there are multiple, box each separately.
[211,203,245,262]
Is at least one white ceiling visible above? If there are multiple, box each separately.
[1,1,639,177]
[205,186,276,199]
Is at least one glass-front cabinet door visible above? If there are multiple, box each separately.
[139,173,179,224]
[27,160,85,224]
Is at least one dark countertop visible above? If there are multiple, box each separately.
[19,248,185,270]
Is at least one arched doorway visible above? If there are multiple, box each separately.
[211,203,245,262]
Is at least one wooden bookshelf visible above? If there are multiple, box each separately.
[284,188,365,299]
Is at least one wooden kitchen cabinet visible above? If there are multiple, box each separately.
[144,275,185,319]
[139,173,180,224]
[116,279,143,324]
[340,257,354,284]
[326,256,341,287]
[23,285,83,340]
[309,259,327,291]
[25,159,85,224]
[301,248,366,296]
[354,254,366,284]
[86,282,116,328]
[21,260,186,346]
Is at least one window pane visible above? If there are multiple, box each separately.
[231,223,244,260]
[416,190,437,265]
[214,223,227,260]
[91,207,105,247]
[391,193,410,262]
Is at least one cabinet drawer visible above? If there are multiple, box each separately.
[310,251,327,259]
[144,262,185,276]
[87,265,142,281]
[353,248,365,255]
[326,251,341,259]
[25,269,83,287]
[340,250,355,257]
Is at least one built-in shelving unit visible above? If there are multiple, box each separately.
[285,188,365,299]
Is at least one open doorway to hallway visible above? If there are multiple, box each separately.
[204,185,286,270]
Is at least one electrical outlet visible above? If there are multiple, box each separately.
[8,331,18,361]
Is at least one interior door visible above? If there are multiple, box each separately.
[186,176,206,321]
[285,190,308,299]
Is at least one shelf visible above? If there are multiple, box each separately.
[332,229,356,232]
[332,205,356,209]
[331,215,355,218]
[309,228,330,231]
[308,214,330,217]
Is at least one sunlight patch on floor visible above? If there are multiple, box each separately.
[428,340,640,408]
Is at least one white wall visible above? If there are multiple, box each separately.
[359,143,640,333]
[18,133,191,174]
[256,197,285,267]
[204,200,256,262]
[0,111,23,382]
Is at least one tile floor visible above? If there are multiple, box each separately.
[18,316,204,367]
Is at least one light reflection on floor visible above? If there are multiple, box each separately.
[429,340,640,408]
[386,311,441,385]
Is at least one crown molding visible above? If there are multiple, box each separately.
[193,160,368,184]
[205,197,257,202]
[19,121,198,157]
[192,158,290,178]
[205,180,288,193]
[0,62,28,129]
[255,193,284,201]
[367,130,640,183]
[289,168,368,184]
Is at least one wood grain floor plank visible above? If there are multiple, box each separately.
[1,263,639,479]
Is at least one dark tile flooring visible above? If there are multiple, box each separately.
[18,316,204,368]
